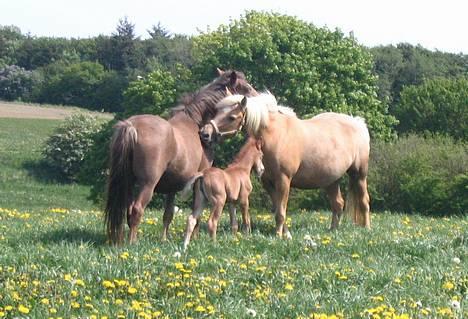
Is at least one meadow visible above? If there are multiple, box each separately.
[0,118,466,319]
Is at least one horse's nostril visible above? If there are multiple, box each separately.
[201,132,209,139]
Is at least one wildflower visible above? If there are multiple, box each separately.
[371,296,384,302]
[64,273,72,282]
[195,305,206,312]
[120,251,130,260]
[128,287,137,294]
[173,251,181,259]
[351,253,360,259]
[71,301,80,309]
[18,305,30,314]
[102,280,115,289]
[285,283,294,291]
[41,298,50,305]
[115,299,124,305]
[75,279,85,286]
[49,307,57,314]
[246,308,257,317]
[452,257,461,264]
[303,235,318,248]
[442,281,455,290]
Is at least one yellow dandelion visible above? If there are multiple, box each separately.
[41,298,50,305]
[102,280,115,289]
[128,287,138,294]
[285,283,294,291]
[71,301,80,309]
[442,281,455,290]
[195,305,206,312]
[18,305,30,314]
[49,307,57,314]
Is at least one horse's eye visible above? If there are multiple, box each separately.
[229,115,237,121]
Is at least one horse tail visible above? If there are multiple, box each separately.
[180,173,204,201]
[105,120,138,244]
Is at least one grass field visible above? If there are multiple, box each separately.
[0,117,466,319]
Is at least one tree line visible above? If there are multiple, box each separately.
[1,13,467,140]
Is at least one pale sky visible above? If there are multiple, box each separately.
[1,0,467,54]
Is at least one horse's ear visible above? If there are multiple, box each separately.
[240,96,247,110]
[229,71,238,87]
[216,67,224,76]
[225,87,232,96]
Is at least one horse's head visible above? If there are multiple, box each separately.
[179,68,256,131]
[199,95,247,145]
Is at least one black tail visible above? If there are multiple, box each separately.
[104,120,137,244]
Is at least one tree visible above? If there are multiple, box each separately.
[396,77,468,140]
[193,11,397,140]
[0,65,39,101]
[0,25,23,67]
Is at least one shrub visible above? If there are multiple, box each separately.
[369,134,467,215]
[43,114,108,182]
[0,64,40,101]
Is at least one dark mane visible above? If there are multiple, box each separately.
[170,70,251,126]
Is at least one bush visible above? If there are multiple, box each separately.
[43,114,108,182]
[369,134,467,215]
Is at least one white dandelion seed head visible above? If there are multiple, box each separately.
[246,308,257,317]
[450,300,460,310]
[173,251,181,259]
[452,257,461,264]
[415,301,423,308]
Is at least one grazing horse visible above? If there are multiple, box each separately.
[200,93,371,238]
[105,70,257,244]
[181,137,264,250]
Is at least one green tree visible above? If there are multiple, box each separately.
[396,77,468,140]
[0,25,23,67]
[122,67,177,117]
[193,11,397,140]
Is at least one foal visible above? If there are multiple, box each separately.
[181,138,264,250]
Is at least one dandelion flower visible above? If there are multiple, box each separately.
[128,287,137,294]
[18,305,30,314]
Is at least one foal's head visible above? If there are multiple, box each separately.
[252,139,265,177]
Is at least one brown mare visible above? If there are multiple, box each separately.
[181,137,264,250]
[200,92,371,238]
[105,70,257,244]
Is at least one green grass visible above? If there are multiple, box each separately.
[0,117,467,318]
[0,118,96,211]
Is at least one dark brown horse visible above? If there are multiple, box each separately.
[181,137,264,250]
[200,93,371,238]
[105,70,257,244]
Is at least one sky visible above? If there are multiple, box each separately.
[1,0,467,54]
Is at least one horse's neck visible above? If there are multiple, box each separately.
[227,152,256,173]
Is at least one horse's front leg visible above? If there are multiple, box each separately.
[228,203,239,235]
[162,193,176,241]
[272,175,292,239]
[240,197,251,234]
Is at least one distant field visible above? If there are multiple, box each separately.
[0,100,113,120]
[0,112,466,319]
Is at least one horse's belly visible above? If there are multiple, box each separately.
[155,171,191,193]
[290,165,345,189]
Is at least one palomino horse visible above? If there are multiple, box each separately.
[181,137,264,250]
[200,93,371,238]
[105,70,257,244]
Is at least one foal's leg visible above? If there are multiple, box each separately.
[207,197,226,241]
[273,175,292,239]
[240,197,251,234]
[162,193,176,241]
[326,181,345,230]
[228,203,239,235]
[128,181,157,243]
[183,185,205,251]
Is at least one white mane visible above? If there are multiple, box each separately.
[245,92,296,135]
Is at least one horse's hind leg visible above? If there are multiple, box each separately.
[183,185,205,250]
[162,193,176,241]
[326,180,345,230]
[128,181,157,243]
[207,197,226,241]
[356,176,370,228]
